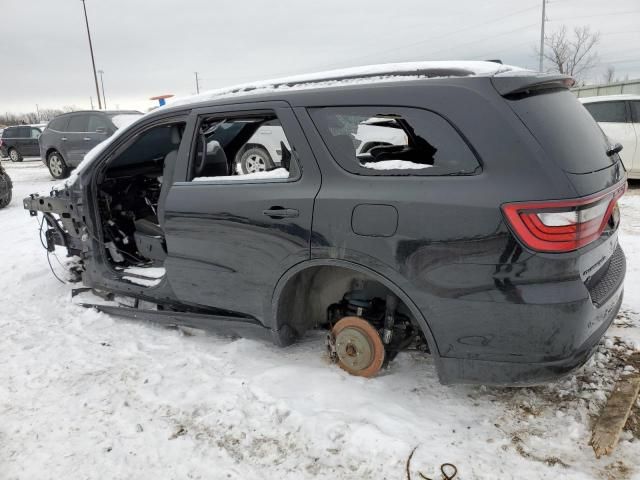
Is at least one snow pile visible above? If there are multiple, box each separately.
[193,168,289,182]
[1,162,639,479]
[361,160,433,170]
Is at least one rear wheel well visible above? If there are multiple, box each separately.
[273,264,421,341]
[46,148,60,160]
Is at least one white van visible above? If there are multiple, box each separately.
[581,95,640,178]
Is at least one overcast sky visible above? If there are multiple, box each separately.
[1,0,638,114]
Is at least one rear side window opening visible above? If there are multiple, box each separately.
[187,112,299,182]
[309,106,480,176]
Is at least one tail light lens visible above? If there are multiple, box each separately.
[502,181,626,253]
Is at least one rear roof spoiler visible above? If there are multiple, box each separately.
[491,73,575,96]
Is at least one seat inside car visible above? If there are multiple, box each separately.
[133,125,183,262]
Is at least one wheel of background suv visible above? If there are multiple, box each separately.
[331,316,385,378]
[47,151,69,179]
[0,170,12,209]
[8,148,22,162]
[236,147,274,174]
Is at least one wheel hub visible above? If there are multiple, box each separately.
[330,316,385,377]
[245,154,266,173]
[10,150,18,161]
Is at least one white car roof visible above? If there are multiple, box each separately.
[579,94,640,103]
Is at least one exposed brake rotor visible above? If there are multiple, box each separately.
[330,316,385,378]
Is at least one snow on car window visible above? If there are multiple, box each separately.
[110,114,143,129]
[193,167,289,182]
[362,160,433,170]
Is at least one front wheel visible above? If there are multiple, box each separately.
[0,169,12,209]
[8,148,22,162]
[47,151,69,179]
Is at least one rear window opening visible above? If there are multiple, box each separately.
[309,107,480,176]
[505,88,619,175]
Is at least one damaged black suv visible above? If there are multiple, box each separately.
[24,62,627,385]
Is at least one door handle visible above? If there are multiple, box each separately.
[83,137,92,141]
[61,137,67,141]
[262,207,299,219]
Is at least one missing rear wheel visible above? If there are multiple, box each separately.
[330,316,385,378]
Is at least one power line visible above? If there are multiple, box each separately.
[314,3,542,69]
[426,23,539,59]
[549,9,640,21]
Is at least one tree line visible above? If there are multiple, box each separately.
[0,106,79,127]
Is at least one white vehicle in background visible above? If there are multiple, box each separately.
[237,116,409,174]
[234,120,291,174]
[580,95,640,178]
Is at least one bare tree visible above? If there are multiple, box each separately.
[542,25,600,80]
[602,65,616,84]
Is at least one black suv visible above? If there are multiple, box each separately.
[39,110,142,179]
[0,125,45,162]
[24,62,626,385]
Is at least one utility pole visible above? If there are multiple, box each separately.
[194,72,200,94]
[90,96,94,109]
[81,0,102,109]
[98,69,107,109]
[35,104,40,122]
[538,0,546,72]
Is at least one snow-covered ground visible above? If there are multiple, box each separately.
[1,159,639,480]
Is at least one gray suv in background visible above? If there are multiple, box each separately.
[39,110,143,178]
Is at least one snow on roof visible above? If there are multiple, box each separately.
[168,61,529,108]
[54,61,528,191]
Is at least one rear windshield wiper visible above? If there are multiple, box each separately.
[606,143,623,157]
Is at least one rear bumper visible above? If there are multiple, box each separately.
[436,247,625,385]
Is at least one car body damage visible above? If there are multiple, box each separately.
[23,62,626,384]
[25,187,84,257]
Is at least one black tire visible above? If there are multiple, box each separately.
[0,170,12,209]
[47,151,70,179]
[8,148,22,162]
[235,146,274,174]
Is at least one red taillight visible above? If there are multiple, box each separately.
[502,181,626,253]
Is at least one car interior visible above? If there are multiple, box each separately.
[96,122,185,272]
[96,115,294,277]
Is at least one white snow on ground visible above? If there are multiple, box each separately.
[193,168,290,182]
[1,160,640,479]
[361,160,433,170]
